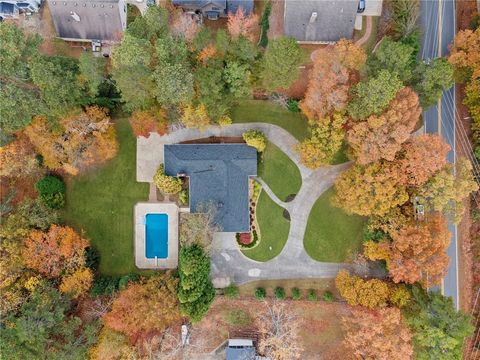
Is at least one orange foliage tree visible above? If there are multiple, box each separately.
[0,134,40,178]
[300,40,366,123]
[394,134,450,186]
[23,225,89,278]
[25,106,118,175]
[129,107,168,138]
[346,87,422,164]
[342,307,413,360]
[333,162,409,217]
[448,28,480,82]
[227,7,259,42]
[387,213,450,287]
[103,273,182,338]
[59,267,93,298]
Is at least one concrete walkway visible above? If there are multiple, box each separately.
[137,123,374,285]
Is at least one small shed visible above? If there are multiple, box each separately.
[226,339,256,360]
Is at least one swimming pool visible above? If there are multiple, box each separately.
[145,213,168,259]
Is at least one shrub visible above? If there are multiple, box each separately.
[308,289,317,301]
[255,287,266,300]
[323,290,334,302]
[118,274,140,290]
[224,284,240,299]
[35,175,66,209]
[218,115,232,127]
[291,287,301,300]
[286,99,300,112]
[179,189,189,205]
[274,287,285,300]
[153,164,183,195]
[236,231,259,249]
[243,130,267,152]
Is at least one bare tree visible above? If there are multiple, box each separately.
[256,302,303,360]
[86,296,114,320]
[179,202,221,254]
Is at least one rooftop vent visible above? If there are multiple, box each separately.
[70,11,80,21]
[309,12,317,23]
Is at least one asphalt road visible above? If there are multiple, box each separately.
[420,0,459,309]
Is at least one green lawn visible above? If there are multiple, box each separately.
[231,100,309,141]
[259,142,302,201]
[304,187,365,262]
[242,191,290,261]
[62,117,148,275]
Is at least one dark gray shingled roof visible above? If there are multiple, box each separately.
[284,0,357,42]
[47,0,125,41]
[164,144,257,232]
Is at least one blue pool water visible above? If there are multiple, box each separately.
[145,213,168,259]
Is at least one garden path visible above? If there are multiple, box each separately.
[137,123,375,285]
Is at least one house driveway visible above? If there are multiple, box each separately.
[137,123,374,285]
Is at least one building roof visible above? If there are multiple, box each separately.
[164,144,257,232]
[284,0,357,42]
[226,0,253,14]
[171,0,227,10]
[47,0,125,41]
[0,2,17,15]
[226,346,256,360]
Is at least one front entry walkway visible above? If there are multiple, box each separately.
[137,123,372,285]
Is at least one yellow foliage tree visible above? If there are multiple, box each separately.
[242,129,267,152]
[59,267,93,298]
[181,103,211,130]
[153,164,183,195]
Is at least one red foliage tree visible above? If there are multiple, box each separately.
[227,7,259,42]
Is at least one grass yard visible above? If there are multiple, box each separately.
[62,117,148,275]
[242,191,290,261]
[304,187,365,262]
[258,142,302,201]
[231,100,309,141]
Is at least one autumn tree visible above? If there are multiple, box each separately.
[343,307,413,360]
[153,164,183,195]
[405,287,474,360]
[347,70,404,120]
[347,87,421,164]
[335,270,391,309]
[301,40,366,122]
[25,106,118,175]
[0,135,41,178]
[333,162,409,217]
[416,157,479,222]
[387,213,450,287]
[180,103,211,130]
[179,204,220,253]
[296,112,346,168]
[261,37,303,91]
[129,107,168,138]
[227,6,259,41]
[448,27,480,83]
[243,129,267,152]
[23,225,89,278]
[59,267,93,299]
[103,273,182,338]
[256,302,303,360]
[89,327,135,360]
[394,134,450,186]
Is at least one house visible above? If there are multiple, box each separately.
[171,0,253,20]
[284,0,358,43]
[0,0,40,20]
[164,144,257,232]
[47,0,126,42]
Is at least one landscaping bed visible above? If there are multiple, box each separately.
[303,187,365,262]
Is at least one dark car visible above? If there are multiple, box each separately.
[358,0,365,13]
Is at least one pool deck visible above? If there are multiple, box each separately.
[134,202,179,269]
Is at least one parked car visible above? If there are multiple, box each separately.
[357,0,365,13]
